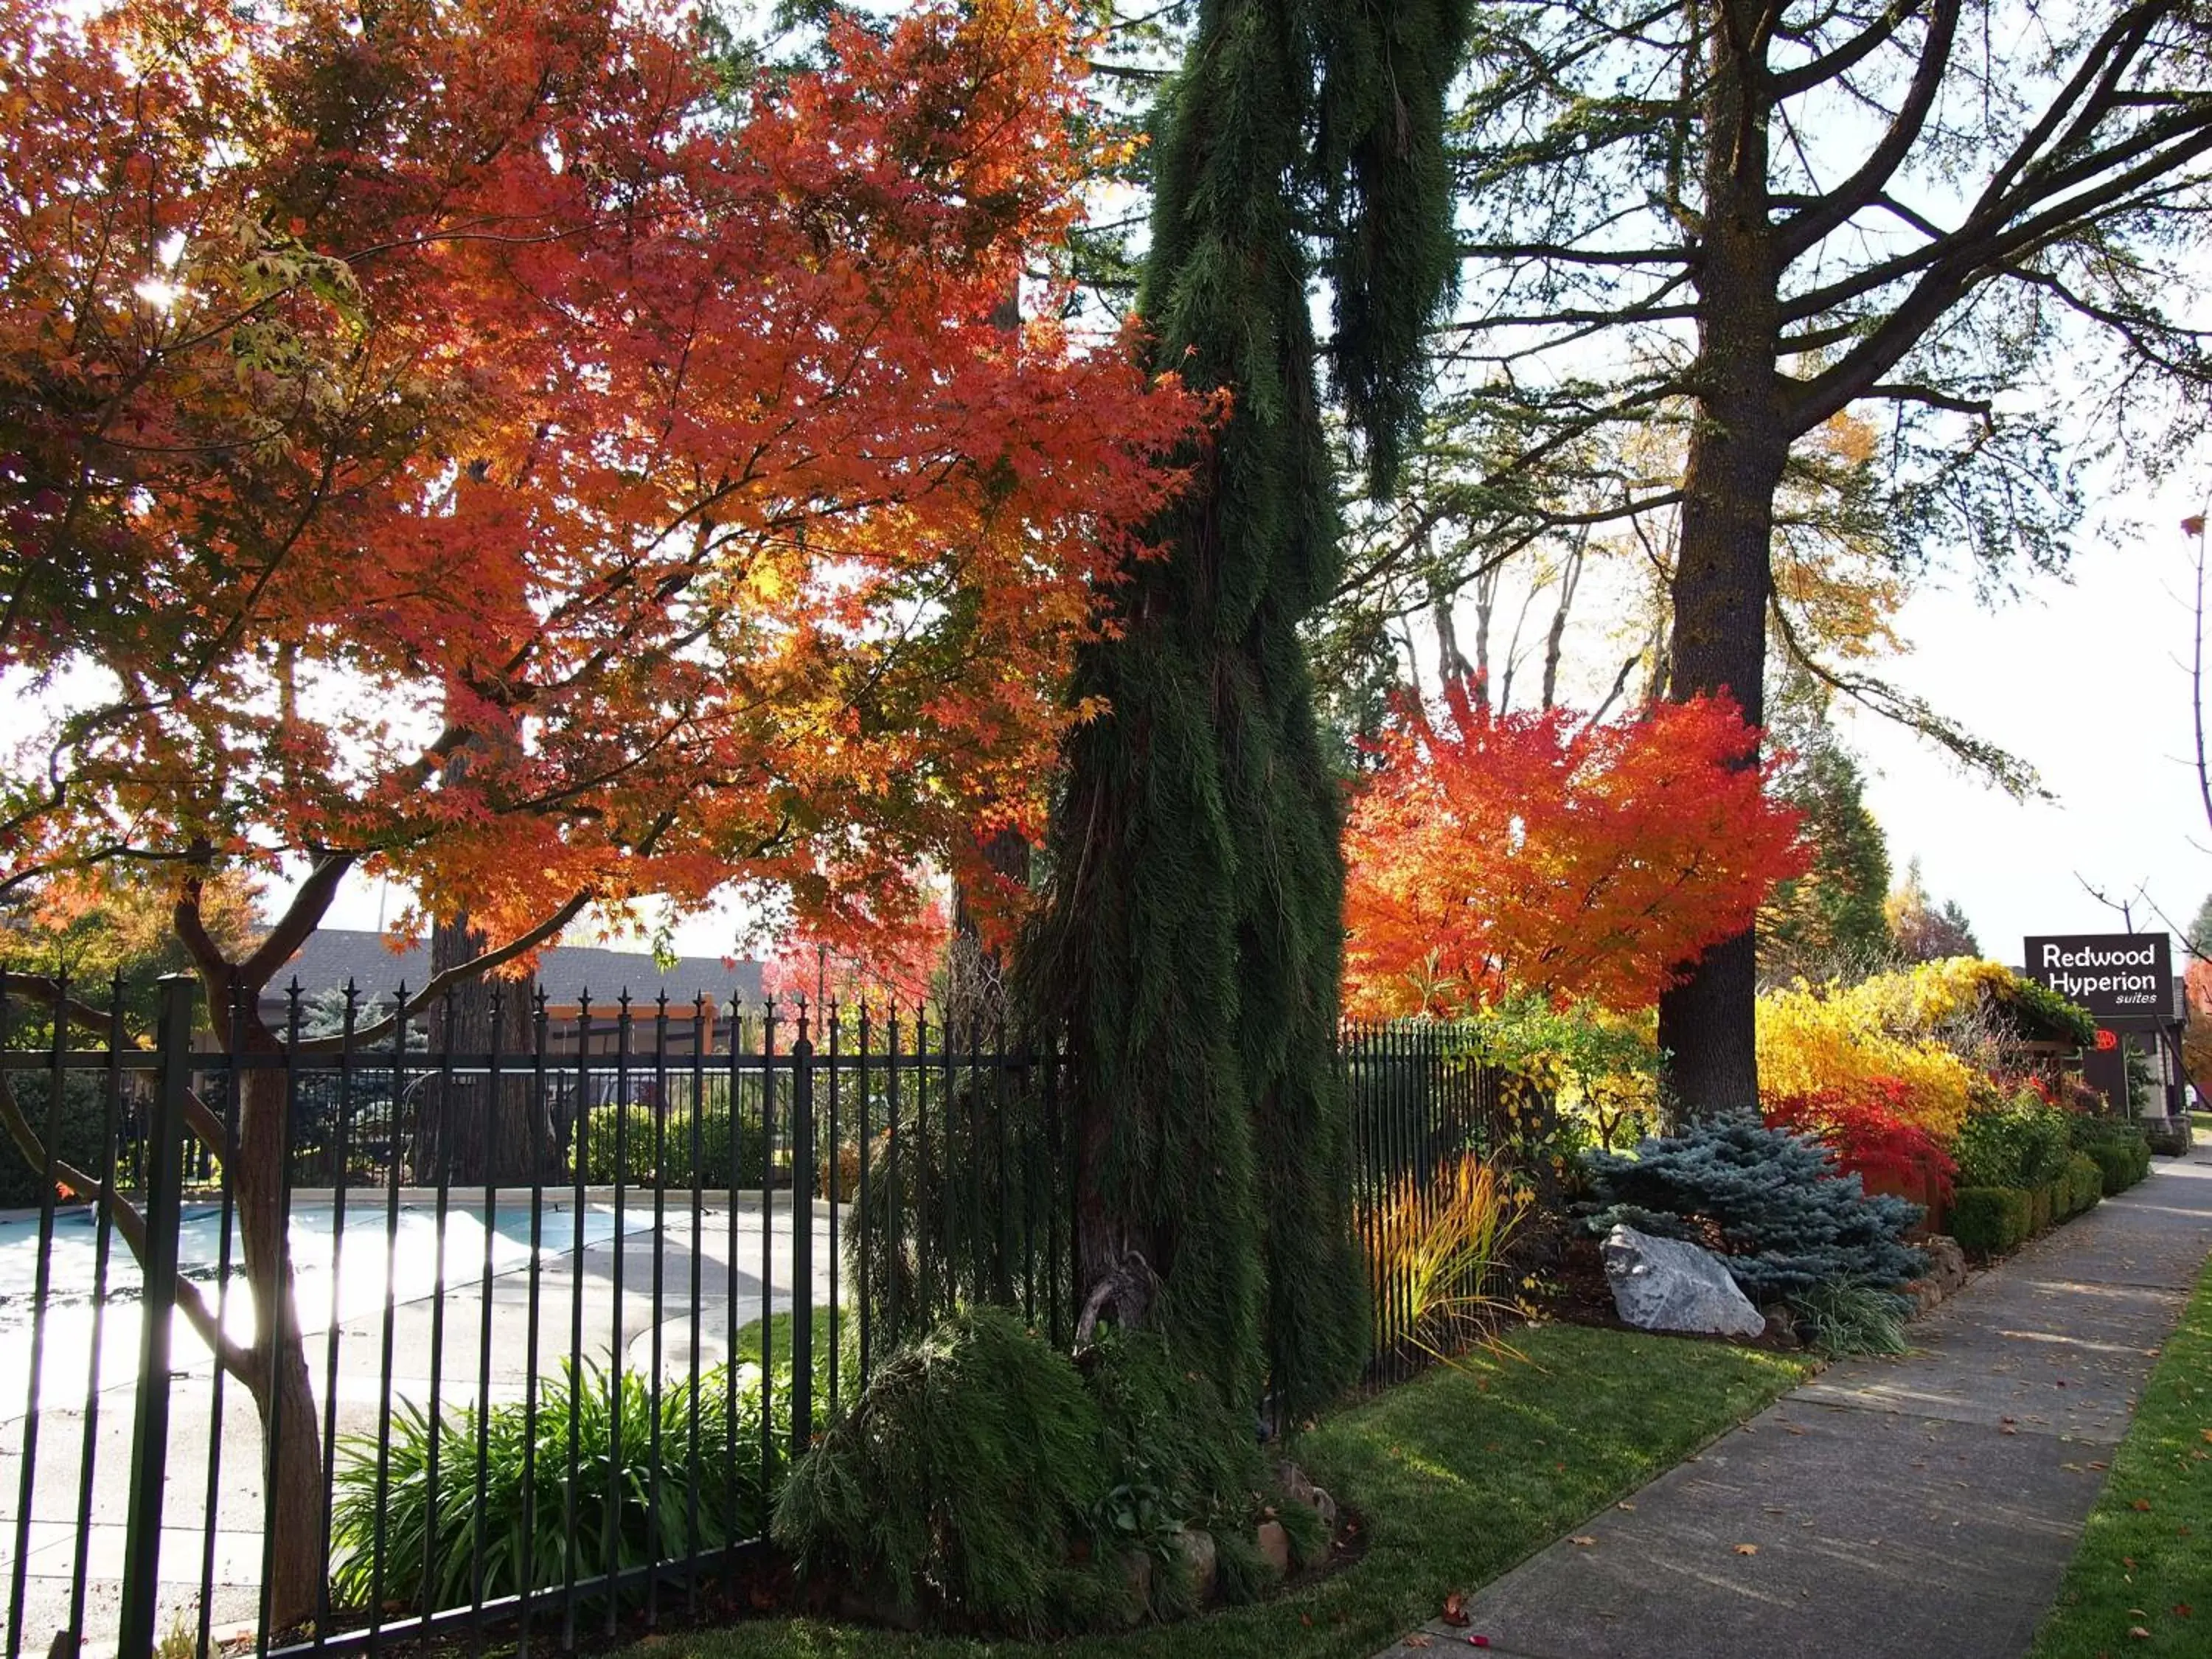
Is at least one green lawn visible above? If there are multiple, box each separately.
[627,1324,1813,1659]
[2030,1256,2212,1658]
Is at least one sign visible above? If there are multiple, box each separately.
[2023,933,2174,1025]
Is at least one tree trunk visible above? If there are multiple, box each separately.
[420,915,549,1184]
[1657,0,1787,1117]
[233,1046,327,1634]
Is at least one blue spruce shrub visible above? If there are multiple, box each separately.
[1584,1111,1925,1301]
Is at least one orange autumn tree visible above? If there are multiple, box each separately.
[0,0,1191,1629]
[1343,677,1806,1016]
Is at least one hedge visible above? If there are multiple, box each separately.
[1950,1186,2032,1256]
[2065,1153,2103,1217]
[2084,1136,2151,1196]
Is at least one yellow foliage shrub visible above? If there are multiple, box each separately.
[1756,984,1976,1143]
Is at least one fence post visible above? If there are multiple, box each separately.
[118,974,195,1654]
[788,1008,815,1459]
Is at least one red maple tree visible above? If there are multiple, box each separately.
[0,0,1192,1625]
[1343,678,1806,1016]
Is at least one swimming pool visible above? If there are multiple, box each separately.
[0,1197,647,1411]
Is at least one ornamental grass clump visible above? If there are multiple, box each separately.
[329,1358,782,1613]
[1583,1111,1924,1301]
[1789,1278,1911,1355]
[1366,1152,1528,1364]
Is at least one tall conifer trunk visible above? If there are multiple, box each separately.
[1026,0,1471,1418]
[1658,0,1787,1116]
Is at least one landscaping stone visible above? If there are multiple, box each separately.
[1921,1234,1966,1290]
[1119,1548,1152,1624]
[1256,1519,1293,1577]
[1599,1223,1765,1338]
[1173,1528,1218,1603]
[1305,1484,1339,1535]
[1275,1457,1338,1535]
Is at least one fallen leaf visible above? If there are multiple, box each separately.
[1468,1638,1492,1650]
[1403,1637,1433,1649]
[1734,1544,1759,1556]
[2129,1626,2152,1639]
[2175,1604,2194,1618]
[1441,1591,1470,1627]
[1616,1501,1637,1512]
[1571,1536,1597,1547]
[2132,1499,2153,1512]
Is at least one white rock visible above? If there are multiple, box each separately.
[1601,1223,1765,1338]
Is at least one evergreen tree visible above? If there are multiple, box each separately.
[1885,859,1980,961]
[2185,892,2212,959]
[1585,1113,1926,1300]
[1023,0,1472,1416]
[1763,741,1893,983]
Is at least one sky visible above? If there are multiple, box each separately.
[1839,467,2212,967]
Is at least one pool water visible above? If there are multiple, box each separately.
[0,1199,646,1410]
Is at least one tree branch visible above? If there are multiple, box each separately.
[294,887,597,1056]
[1775,0,1961,262]
[0,1074,255,1381]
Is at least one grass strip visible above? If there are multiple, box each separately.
[633,1323,1812,1659]
[2030,1255,2212,1659]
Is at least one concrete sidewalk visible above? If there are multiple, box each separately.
[1377,1150,2212,1659]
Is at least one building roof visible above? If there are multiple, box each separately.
[271,928,763,1008]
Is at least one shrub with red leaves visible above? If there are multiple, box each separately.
[1765,1077,1958,1203]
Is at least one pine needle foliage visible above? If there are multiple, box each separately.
[1023,0,1473,1425]
[776,1310,1116,1632]
[773,1308,1290,1633]
[1584,1112,1925,1300]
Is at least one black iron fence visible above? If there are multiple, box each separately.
[0,974,1502,1657]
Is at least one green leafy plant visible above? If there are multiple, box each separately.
[773,1307,1126,1632]
[1789,1279,1910,1355]
[329,1357,784,1613]
[2070,1117,2152,1194]
[569,1099,766,1190]
[0,1071,115,1208]
[1953,1099,2073,1190]
[2065,1152,2104,1215]
[154,1608,198,1659]
[1582,1112,1925,1300]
